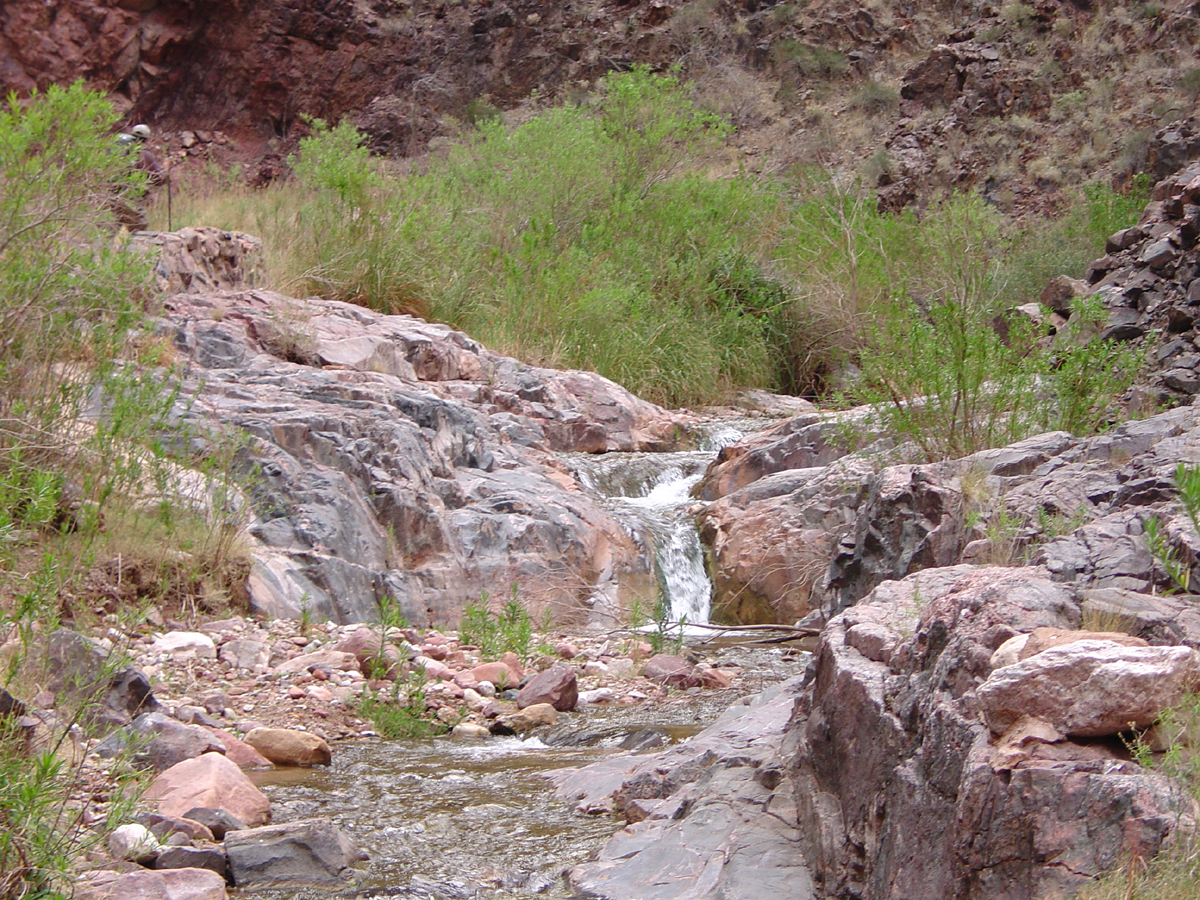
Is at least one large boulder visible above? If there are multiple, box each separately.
[143,752,271,827]
[96,712,226,772]
[225,820,360,888]
[977,640,1197,737]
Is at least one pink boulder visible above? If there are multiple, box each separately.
[143,752,271,827]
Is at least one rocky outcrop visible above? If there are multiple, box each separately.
[700,401,1200,623]
[150,234,694,626]
[568,566,1192,899]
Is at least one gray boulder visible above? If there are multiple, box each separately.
[225,820,360,888]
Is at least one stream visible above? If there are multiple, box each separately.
[241,419,785,900]
[245,645,802,900]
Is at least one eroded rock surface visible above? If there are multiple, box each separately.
[157,265,693,626]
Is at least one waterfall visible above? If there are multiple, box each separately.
[568,423,752,626]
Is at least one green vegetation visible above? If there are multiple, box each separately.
[458,588,534,660]
[159,67,1152,433]
[0,83,256,899]
[357,672,443,740]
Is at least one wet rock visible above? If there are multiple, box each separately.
[516,666,577,711]
[244,727,332,766]
[494,703,558,733]
[618,727,671,752]
[452,722,491,738]
[977,640,1196,736]
[75,867,228,900]
[144,752,271,827]
[154,845,228,878]
[558,677,808,896]
[225,820,360,888]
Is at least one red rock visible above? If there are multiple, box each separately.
[143,752,271,826]
[415,657,455,681]
[978,640,1197,737]
[500,652,526,679]
[641,655,699,689]
[697,668,734,689]
[471,661,522,689]
[555,642,579,659]
[75,867,228,900]
[273,650,360,676]
[517,666,578,712]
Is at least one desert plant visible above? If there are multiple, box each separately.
[458,589,534,660]
[357,670,442,740]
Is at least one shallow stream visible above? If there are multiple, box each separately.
[242,645,804,900]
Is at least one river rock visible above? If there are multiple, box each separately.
[144,752,271,827]
[154,846,228,878]
[225,820,360,888]
[104,712,226,772]
[471,661,522,689]
[273,649,360,676]
[201,727,274,768]
[640,655,698,689]
[517,666,577,711]
[181,808,247,841]
[977,640,1197,737]
[218,639,270,670]
[75,867,228,900]
[244,727,332,766]
[495,703,558,732]
[136,812,216,843]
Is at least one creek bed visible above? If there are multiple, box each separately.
[240,646,806,900]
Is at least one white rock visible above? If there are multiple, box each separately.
[107,823,159,861]
[151,631,216,659]
[578,688,617,705]
[452,723,492,738]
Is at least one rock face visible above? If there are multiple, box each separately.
[155,248,691,627]
[572,567,1190,900]
[789,567,1187,899]
[701,403,1200,622]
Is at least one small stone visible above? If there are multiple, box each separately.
[452,722,491,738]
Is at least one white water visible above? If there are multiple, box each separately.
[569,423,753,627]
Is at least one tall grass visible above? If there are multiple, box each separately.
[153,70,1150,428]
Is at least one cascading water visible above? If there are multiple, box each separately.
[567,423,752,627]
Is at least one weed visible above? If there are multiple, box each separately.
[458,588,534,660]
[1144,513,1190,592]
[357,671,442,740]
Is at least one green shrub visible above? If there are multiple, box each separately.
[357,673,443,740]
[458,589,534,660]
